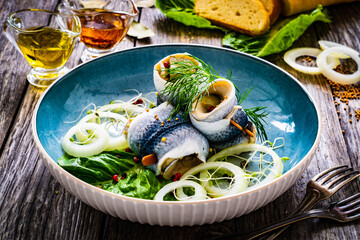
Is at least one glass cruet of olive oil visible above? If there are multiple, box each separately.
[3,9,81,88]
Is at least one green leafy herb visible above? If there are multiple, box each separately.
[160,56,226,118]
[236,87,269,141]
[222,5,331,57]
[155,0,224,30]
[245,106,269,142]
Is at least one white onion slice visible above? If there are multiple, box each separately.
[318,40,359,59]
[284,48,340,74]
[317,46,360,85]
[154,180,207,201]
[75,112,128,151]
[62,123,110,157]
[97,102,145,116]
[208,144,283,189]
[178,162,248,197]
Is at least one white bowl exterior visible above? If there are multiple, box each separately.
[40,146,313,226]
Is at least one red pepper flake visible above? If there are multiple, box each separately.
[209,106,215,112]
[163,61,170,68]
[116,154,121,158]
[120,172,127,180]
[113,175,118,182]
[133,99,143,105]
[133,156,140,163]
[125,148,132,153]
[98,186,101,189]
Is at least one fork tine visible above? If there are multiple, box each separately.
[312,165,348,181]
[343,204,360,215]
[317,167,353,185]
[337,192,360,206]
[347,214,360,220]
[326,172,360,190]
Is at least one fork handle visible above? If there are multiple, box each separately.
[216,209,329,240]
[257,188,322,240]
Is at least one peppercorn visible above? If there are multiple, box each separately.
[163,62,170,68]
[133,99,143,105]
[113,175,118,182]
[175,172,182,179]
[133,156,140,163]
[120,172,127,180]
[125,148,132,153]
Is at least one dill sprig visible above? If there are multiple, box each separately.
[159,56,227,119]
[159,55,268,141]
[237,87,269,141]
[245,106,269,142]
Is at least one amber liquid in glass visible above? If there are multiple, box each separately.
[77,9,130,50]
[16,27,76,69]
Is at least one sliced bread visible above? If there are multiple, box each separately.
[259,0,281,24]
[194,0,270,36]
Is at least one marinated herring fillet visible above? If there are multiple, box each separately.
[127,102,209,179]
[154,53,202,103]
[190,79,256,150]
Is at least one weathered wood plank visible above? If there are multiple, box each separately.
[0,1,131,240]
[234,3,360,239]
[0,1,359,240]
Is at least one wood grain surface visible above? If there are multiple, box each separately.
[0,1,359,240]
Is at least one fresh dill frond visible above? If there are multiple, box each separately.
[159,55,224,119]
[236,86,252,105]
[244,106,269,142]
[235,87,269,141]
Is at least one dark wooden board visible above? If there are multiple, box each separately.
[0,1,359,240]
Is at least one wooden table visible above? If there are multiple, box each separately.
[1,1,360,239]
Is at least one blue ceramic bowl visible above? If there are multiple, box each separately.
[32,44,321,226]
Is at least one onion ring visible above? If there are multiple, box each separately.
[154,180,207,201]
[75,112,128,151]
[178,162,248,197]
[318,40,359,59]
[208,143,283,189]
[284,48,340,74]
[62,123,110,157]
[317,46,360,85]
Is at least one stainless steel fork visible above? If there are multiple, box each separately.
[256,165,360,240]
[212,165,360,240]
[218,192,360,240]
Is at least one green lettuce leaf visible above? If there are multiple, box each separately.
[58,150,175,200]
[155,0,223,30]
[222,5,332,57]
[101,167,175,200]
[58,150,137,184]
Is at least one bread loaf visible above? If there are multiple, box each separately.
[281,0,359,16]
[194,0,270,36]
[259,0,281,24]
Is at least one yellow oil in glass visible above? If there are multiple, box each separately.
[16,27,76,70]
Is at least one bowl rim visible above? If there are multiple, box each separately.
[32,43,322,205]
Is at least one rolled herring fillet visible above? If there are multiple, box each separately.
[153,53,202,103]
[190,79,256,150]
[127,102,209,179]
